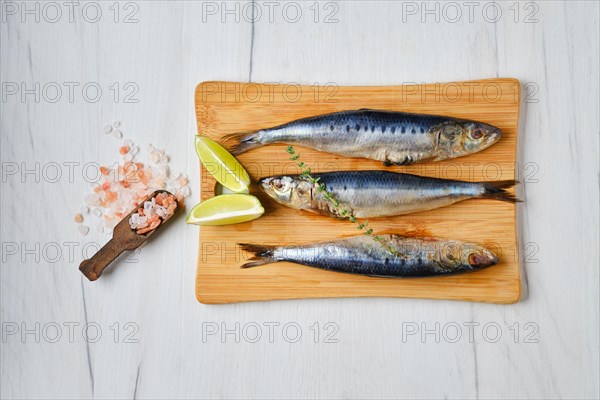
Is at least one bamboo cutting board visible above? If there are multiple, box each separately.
[194,79,521,304]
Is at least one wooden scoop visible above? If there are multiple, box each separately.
[79,190,179,281]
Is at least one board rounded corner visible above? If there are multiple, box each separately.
[195,287,213,304]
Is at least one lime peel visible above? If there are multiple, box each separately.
[194,136,250,193]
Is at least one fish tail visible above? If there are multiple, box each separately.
[221,131,262,155]
[239,243,278,268]
[479,180,522,203]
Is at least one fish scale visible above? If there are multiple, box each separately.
[259,170,519,219]
[239,235,499,278]
[223,109,502,165]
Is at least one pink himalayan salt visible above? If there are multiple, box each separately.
[80,129,191,234]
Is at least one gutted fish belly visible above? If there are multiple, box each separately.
[222,109,502,165]
[259,170,520,218]
[239,235,498,277]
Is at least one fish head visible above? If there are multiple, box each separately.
[461,243,499,270]
[258,176,313,209]
[441,241,498,271]
[436,121,502,159]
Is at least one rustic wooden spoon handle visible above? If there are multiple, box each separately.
[79,239,125,281]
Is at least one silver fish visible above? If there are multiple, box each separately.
[239,235,499,277]
[259,170,519,218]
[223,109,502,165]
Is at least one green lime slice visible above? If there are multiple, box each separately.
[195,135,251,193]
[185,194,264,226]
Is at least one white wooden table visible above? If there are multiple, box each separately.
[1,1,598,399]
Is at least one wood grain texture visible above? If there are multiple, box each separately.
[194,79,521,304]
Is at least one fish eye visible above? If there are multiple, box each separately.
[272,180,285,190]
[467,253,478,265]
[471,128,484,140]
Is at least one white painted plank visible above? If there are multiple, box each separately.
[1,1,598,399]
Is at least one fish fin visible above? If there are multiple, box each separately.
[239,243,278,268]
[389,155,435,166]
[480,180,522,203]
[221,132,262,155]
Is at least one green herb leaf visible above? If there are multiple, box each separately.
[283,146,398,257]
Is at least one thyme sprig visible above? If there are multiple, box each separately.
[286,146,400,256]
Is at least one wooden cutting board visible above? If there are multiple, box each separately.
[194,79,521,304]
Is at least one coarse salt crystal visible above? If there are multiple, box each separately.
[155,208,166,218]
[144,203,156,217]
[80,205,89,214]
[154,165,168,176]
[103,125,113,134]
[181,186,191,197]
[112,129,123,138]
[78,225,89,235]
[113,121,121,128]
[128,192,177,235]
[74,213,84,223]
[85,193,101,207]
[80,132,187,234]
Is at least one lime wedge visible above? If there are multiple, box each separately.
[185,194,264,226]
[195,136,250,193]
